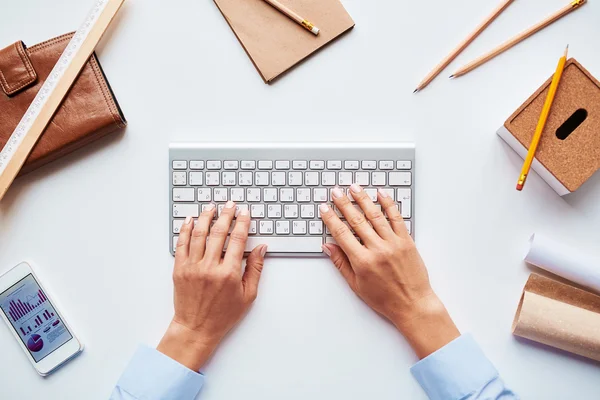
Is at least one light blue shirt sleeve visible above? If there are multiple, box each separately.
[110,345,204,400]
[411,334,519,400]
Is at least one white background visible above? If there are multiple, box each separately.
[1,0,600,398]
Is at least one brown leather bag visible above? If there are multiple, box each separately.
[0,33,126,176]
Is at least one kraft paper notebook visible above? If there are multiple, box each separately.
[214,0,355,83]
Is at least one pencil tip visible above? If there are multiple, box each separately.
[413,88,419,94]
[565,44,569,56]
[449,74,455,79]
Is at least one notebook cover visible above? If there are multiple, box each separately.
[214,0,354,83]
[502,59,600,193]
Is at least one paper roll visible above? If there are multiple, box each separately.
[513,274,600,362]
[525,233,600,294]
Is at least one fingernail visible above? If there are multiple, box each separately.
[240,208,249,216]
[319,203,330,213]
[332,187,344,199]
[204,203,215,211]
[185,216,193,225]
[322,245,331,257]
[260,245,268,257]
[378,188,390,198]
[350,183,362,193]
[225,201,235,209]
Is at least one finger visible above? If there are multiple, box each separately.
[189,204,216,262]
[331,187,380,246]
[322,244,356,291]
[243,245,267,302]
[224,207,251,265]
[378,190,409,237]
[174,216,193,263]
[204,201,236,262]
[349,184,395,240]
[319,203,363,258]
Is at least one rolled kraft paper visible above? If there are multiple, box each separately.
[525,233,600,294]
[513,273,600,362]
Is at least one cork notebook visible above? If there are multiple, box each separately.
[214,0,354,83]
[497,59,600,195]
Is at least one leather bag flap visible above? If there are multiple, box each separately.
[0,41,37,96]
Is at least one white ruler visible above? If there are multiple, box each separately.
[0,0,125,201]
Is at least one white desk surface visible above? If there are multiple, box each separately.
[1,0,600,398]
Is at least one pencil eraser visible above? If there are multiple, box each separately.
[312,26,320,35]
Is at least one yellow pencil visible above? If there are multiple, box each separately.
[516,46,569,191]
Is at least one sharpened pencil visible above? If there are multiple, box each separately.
[261,0,320,35]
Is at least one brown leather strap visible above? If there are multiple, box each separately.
[0,41,37,96]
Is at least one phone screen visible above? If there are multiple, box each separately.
[0,274,73,362]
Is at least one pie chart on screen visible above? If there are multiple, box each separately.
[27,334,44,352]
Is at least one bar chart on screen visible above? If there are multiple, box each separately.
[6,290,47,322]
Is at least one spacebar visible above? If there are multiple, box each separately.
[243,237,323,253]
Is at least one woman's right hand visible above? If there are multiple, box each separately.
[320,184,460,359]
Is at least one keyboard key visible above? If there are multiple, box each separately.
[293,221,307,234]
[241,161,256,170]
[338,172,352,186]
[223,172,236,186]
[362,161,377,170]
[173,161,187,170]
[173,219,184,234]
[173,236,179,252]
[280,188,294,202]
[190,161,204,170]
[231,188,245,202]
[293,160,308,170]
[259,221,274,234]
[355,171,369,186]
[255,172,269,186]
[251,204,265,218]
[198,188,212,202]
[189,172,203,186]
[344,161,359,170]
[247,188,261,202]
[297,188,311,202]
[264,188,278,202]
[397,188,412,218]
[235,237,323,253]
[313,188,328,202]
[213,188,228,202]
[268,205,282,218]
[372,172,386,186]
[310,161,325,170]
[206,172,219,186]
[173,188,194,202]
[173,172,187,186]
[207,161,222,170]
[258,161,273,170]
[364,189,377,201]
[309,221,323,235]
[301,205,315,218]
[224,161,239,170]
[239,172,253,186]
[234,204,249,217]
[272,172,286,186]
[275,161,290,170]
[327,161,342,170]
[322,172,336,186]
[380,188,395,200]
[249,221,258,235]
[405,221,412,235]
[173,204,199,218]
[284,204,299,218]
[397,161,412,170]
[276,221,290,235]
[389,172,412,186]
[305,172,319,186]
[289,172,303,186]
[379,161,394,170]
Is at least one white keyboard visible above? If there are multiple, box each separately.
[169,143,415,256]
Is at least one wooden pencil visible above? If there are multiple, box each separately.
[414,0,514,93]
[516,46,569,191]
[451,0,586,79]
[261,0,320,35]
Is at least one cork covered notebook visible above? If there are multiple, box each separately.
[214,0,354,83]
[497,59,600,195]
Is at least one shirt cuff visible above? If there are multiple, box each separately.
[410,334,498,400]
[116,345,205,400]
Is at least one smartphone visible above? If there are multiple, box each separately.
[0,262,83,376]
